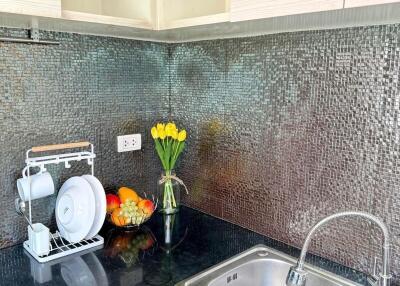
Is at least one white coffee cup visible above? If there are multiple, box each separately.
[17,166,55,202]
[28,223,50,257]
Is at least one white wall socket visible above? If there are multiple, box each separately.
[117,134,142,152]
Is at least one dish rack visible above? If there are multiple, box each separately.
[15,142,104,263]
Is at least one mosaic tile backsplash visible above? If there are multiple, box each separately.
[2,23,400,282]
[0,28,169,248]
[170,25,400,282]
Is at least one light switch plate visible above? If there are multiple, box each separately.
[117,134,141,152]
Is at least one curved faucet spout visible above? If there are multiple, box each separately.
[286,211,391,286]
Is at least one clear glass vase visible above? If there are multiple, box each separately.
[158,171,180,214]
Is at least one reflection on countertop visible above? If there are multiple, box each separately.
[0,206,367,286]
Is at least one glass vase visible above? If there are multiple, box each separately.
[158,171,180,214]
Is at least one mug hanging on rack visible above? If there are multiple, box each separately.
[17,165,55,202]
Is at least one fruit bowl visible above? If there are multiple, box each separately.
[106,187,157,229]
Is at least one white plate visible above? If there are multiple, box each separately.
[82,175,106,239]
[56,177,96,243]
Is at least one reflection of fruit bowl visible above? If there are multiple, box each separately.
[104,226,157,267]
[106,187,157,229]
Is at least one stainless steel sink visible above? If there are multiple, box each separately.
[176,245,362,286]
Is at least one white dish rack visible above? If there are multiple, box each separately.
[16,142,104,263]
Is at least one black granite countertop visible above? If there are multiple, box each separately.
[0,206,366,286]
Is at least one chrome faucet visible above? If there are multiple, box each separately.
[286,211,391,286]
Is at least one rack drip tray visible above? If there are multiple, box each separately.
[24,232,104,263]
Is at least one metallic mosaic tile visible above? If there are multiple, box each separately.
[0,28,170,249]
[2,23,400,284]
[170,25,400,282]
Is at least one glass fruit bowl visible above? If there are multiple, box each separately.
[106,187,157,229]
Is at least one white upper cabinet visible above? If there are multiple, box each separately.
[61,0,155,29]
[344,0,400,8]
[157,0,230,29]
[0,0,61,18]
[231,0,343,22]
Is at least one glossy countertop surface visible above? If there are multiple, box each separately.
[0,206,367,286]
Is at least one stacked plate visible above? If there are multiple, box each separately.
[55,175,106,243]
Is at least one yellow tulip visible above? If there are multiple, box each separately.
[157,123,165,133]
[177,130,187,142]
[171,129,178,140]
[165,122,176,136]
[165,126,173,137]
[165,123,177,137]
[151,127,158,139]
[159,128,166,139]
[170,122,177,130]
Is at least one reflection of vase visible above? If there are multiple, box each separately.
[160,214,188,255]
[164,214,174,245]
[158,171,180,214]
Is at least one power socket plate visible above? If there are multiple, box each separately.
[117,134,141,152]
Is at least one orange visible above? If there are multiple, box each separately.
[118,187,140,204]
[111,208,127,226]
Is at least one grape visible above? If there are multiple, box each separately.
[120,199,148,225]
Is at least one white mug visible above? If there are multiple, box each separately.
[28,223,50,257]
[17,166,55,202]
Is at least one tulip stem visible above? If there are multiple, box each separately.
[162,170,177,211]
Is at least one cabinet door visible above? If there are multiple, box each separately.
[0,0,61,18]
[61,0,154,29]
[231,0,343,22]
[159,0,229,29]
[345,0,400,8]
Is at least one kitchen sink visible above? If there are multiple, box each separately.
[176,245,362,286]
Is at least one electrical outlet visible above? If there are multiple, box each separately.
[117,134,141,152]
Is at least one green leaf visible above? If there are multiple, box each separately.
[170,142,185,170]
[164,139,173,170]
[172,140,178,155]
[155,140,167,170]
[176,142,185,156]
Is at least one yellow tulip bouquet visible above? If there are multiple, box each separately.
[151,122,188,213]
